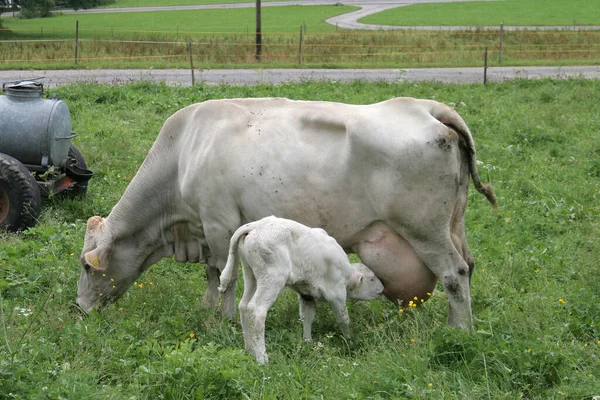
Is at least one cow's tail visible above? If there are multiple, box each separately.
[218,224,252,293]
[427,100,498,210]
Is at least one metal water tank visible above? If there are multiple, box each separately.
[0,80,75,168]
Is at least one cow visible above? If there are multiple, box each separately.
[77,97,497,331]
[218,216,384,364]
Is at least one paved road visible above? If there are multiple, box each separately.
[2,0,598,31]
[0,66,598,88]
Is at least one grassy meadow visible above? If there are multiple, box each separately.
[0,79,599,398]
[361,0,600,27]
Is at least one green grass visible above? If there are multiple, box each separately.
[361,0,600,26]
[105,0,300,8]
[1,79,599,398]
[1,5,355,35]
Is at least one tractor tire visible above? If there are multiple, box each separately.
[0,153,41,232]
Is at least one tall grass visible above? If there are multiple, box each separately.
[0,79,599,398]
[1,29,599,69]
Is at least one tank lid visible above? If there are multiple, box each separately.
[2,79,44,97]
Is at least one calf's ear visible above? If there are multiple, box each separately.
[84,248,107,271]
[349,271,364,292]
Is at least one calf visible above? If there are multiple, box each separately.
[218,216,384,364]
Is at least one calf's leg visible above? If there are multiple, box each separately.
[239,261,257,351]
[245,279,285,364]
[327,296,351,339]
[298,294,316,341]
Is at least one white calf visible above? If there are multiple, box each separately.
[218,216,384,364]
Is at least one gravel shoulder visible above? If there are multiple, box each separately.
[0,66,598,88]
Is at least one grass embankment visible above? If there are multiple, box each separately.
[0,79,599,398]
[361,0,600,27]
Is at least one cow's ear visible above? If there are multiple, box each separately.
[86,216,105,232]
[84,248,106,271]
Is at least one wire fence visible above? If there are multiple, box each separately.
[1,24,599,69]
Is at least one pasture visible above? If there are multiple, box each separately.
[1,0,599,69]
[0,79,599,398]
[361,0,600,27]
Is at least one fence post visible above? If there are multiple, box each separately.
[74,20,79,65]
[498,22,504,63]
[298,25,303,65]
[483,46,488,85]
[188,42,195,86]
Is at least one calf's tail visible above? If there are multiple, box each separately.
[218,224,252,293]
[426,100,498,209]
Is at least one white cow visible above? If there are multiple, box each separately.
[77,97,497,330]
[218,216,384,364]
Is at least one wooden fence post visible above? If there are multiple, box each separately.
[484,46,488,85]
[298,25,303,65]
[74,21,79,65]
[498,22,504,63]
[189,42,195,86]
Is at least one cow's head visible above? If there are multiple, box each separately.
[76,216,145,312]
[346,262,384,301]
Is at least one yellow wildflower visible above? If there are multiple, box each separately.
[411,339,415,343]
[559,298,565,304]
[426,292,432,297]
[427,383,432,388]
[189,332,195,338]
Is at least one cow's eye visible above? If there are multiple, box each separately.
[84,263,91,272]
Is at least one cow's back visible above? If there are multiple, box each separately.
[174,97,457,246]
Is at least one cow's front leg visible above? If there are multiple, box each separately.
[298,294,316,341]
[203,264,221,309]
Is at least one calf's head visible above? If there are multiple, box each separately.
[76,216,146,312]
[346,262,384,301]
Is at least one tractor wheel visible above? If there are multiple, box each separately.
[65,144,89,196]
[0,153,41,232]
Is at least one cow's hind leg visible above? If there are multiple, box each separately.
[405,235,473,330]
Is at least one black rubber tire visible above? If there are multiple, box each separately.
[65,144,89,196]
[0,153,42,232]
